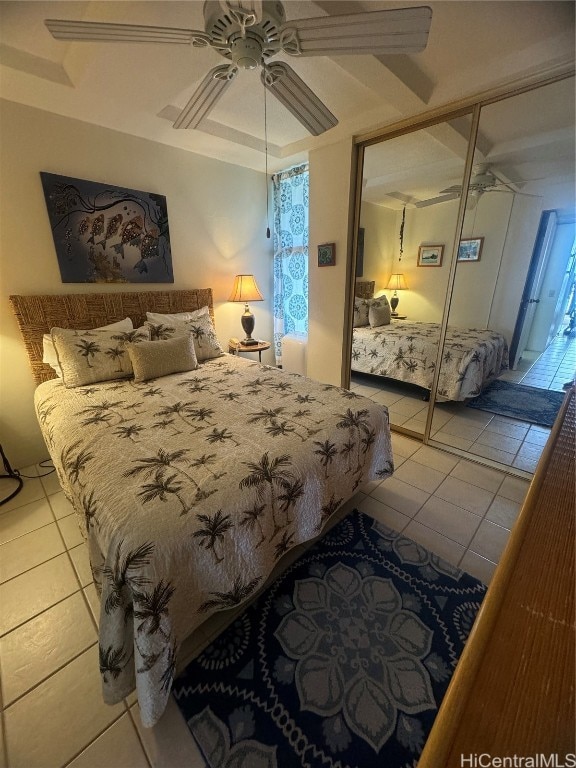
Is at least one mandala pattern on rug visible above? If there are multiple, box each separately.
[173,510,486,768]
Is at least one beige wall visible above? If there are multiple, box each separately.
[358,202,395,290]
[356,192,546,341]
[0,99,273,468]
[307,138,354,385]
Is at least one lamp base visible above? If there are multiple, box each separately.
[390,295,400,314]
[240,308,257,345]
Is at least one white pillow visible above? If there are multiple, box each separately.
[43,318,133,377]
[368,296,391,327]
[145,310,224,363]
[146,306,209,324]
[353,298,370,328]
[51,325,148,388]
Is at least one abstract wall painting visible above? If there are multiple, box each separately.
[40,172,174,283]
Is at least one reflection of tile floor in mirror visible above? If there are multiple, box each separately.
[351,328,576,473]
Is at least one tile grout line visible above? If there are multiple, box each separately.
[2,641,99,714]
[126,704,154,768]
[59,709,130,768]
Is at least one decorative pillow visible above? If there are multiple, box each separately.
[368,296,391,327]
[51,325,149,387]
[353,298,370,328]
[146,306,209,324]
[43,318,133,377]
[146,312,223,363]
[126,334,198,382]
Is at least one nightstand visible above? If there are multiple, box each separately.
[391,315,407,320]
[229,340,271,363]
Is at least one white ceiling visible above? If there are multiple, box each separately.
[0,0,574,177]
[362,76,576,211]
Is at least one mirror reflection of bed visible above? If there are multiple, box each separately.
[351,279,509,428]
[350,76,576,475]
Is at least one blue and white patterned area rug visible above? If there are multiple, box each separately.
[172,510,486,768]
[467,379,565,427]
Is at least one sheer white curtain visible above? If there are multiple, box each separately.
[272,163,309,365]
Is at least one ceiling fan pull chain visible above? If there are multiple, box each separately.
[264,77,270,239]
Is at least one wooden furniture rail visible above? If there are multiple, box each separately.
[419,387,575,765]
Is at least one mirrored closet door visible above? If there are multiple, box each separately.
[352,115,472,439]
[429,77,576,473]
[350,73,575,474]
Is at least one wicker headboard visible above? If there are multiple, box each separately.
[10,289,214,385]
[355,281,375,299]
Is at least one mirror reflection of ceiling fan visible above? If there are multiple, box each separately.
[415,165,542,209]
[45,0,432,136]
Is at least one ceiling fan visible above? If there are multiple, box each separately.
[45,0,433,136]
[415,165,540,209]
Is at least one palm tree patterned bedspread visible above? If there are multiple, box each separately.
[352,321,509,401]
[34,354,393,727]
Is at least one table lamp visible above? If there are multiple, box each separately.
[386,273,408,316]
[228,274,264,345]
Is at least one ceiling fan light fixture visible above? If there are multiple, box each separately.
[230,35,263,68]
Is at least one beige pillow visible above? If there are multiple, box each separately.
[43,318,133,377]
[145,312,223,363]
[51,325,149,387]
[368,296,391,327]
[127,334,198,382]
[353,298,370,328]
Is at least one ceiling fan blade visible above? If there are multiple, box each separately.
[174,65,238,130]
[44,19,210,45]
[415,193,460,208]
[439,184,462,194]
[279,6,432,57]
[262,63,337,136]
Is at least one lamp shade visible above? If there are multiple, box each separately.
[228,274,264,303]
[386,273,408,292]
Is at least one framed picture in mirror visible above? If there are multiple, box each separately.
[418,244,444,267]
[458,237,484,262]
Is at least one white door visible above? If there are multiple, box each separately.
[513,210,557,368]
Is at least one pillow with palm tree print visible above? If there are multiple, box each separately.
[43,317,133,377]
[353,298,370,327]
[145,312,224,363]
[51,325,149,387]
[146,306,208,324]
[368,296,391,327]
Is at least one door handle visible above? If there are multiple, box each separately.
[527,299,540,304]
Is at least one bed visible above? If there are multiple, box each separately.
[10,289,393,727]
[352,282,509,402]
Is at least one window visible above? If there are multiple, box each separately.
[272,163,309,364]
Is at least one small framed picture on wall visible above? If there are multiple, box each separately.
[457,237,484,262]
[418,244,444,267]
[318,243,336,267]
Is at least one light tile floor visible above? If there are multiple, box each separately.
[0,434,530,768]
[352,329,576,473]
